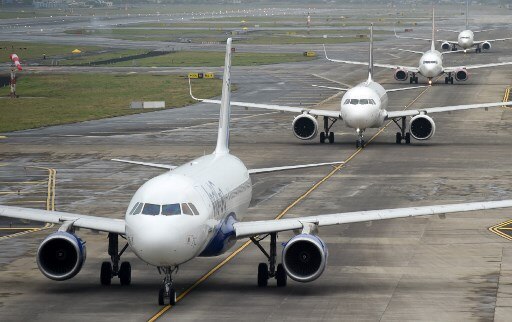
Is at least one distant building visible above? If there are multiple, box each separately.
[33,0,67,9]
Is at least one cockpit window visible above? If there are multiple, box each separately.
[369,99,376,105]
[162,203,181,216]
[130,202,143,215]
[344,99,350,104]
[359,99,369,105]
[142,203,161,216]
[181,203,194,216]
[350,99,359,105]
[188,203,199,216]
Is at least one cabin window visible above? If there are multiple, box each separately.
[189,203,199,216]
[181,203,194,216]
[130,202,143,215]
[162,203,181,216]
[142,203,161,216]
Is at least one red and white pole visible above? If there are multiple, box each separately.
[9,54,22,98]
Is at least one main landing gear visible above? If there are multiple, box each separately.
[355,128,365,148]
[475,46,482,53]
[319,116,337,144]
[409,73,419,84]
[158,266,177,305]
[100,233,131,286]
[251,232,287,287]
[394,116,411,145]
[444,72,454,84]
[451,44,458,51]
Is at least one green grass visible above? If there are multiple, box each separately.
[109,51,315,67]
[0,74,221,132]
[0,42,102,62]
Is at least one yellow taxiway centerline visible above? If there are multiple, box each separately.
[147,80,438,321]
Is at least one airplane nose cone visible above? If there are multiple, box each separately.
[342,105,377,129]
[128,218,195,266]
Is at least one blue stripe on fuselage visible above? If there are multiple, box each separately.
[199,213,237,257]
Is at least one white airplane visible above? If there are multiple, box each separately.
[2,38,512,308]
[191,26,512,148]
[401,1,512,53]
[331,8,512,85]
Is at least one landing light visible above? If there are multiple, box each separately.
[428,80,432,85]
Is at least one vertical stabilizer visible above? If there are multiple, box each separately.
[214,38,233,155]
[431,6,436,51]
[367,23,374,83]
[465,0,469,30]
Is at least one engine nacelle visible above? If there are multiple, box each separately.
[282,234,328,282]
[292,114,318,140]
[482,41,491,51]
[409,114,436,140]
[441,42,451,50]
[454,68,469,81]
[394,68,408,81]
[37,231,86,281]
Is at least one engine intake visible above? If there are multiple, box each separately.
[292,114,318,140]
[441,42,451,50]
[282,234,327,282]
[394,68,408,81]
[37,231,86,281]
[482,41,491,51]
[454,68,469,81]
[409,114,436,140]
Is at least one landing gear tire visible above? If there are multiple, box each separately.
[100,261,112,286]
[257,263,269,287]
[158,285,165,305]
[445,77,449,84]
[119,261,131,286]
[395,132,402,144]
[319,131,325,144]
[276,264,287,287]
[405,132,411,144]
[356,139,365,148]
[328,131,334,144]
[169,287,177,305]
[415,77,419,84]
[450,77,454,84]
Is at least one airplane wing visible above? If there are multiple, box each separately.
[385,101,512,119]
[233,199,512,238]
[111,158,176,170]
[385,85,427,93]
[444,61,512,72]
[0,205,125,234]
[323,45,419,72]
[248,161,343,175]
[472,29,497,33]
[395,48,424,55]
[436,29,461,33]
[189,78,341,119]
[474,36,512,44]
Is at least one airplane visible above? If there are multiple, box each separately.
[2,38,512,308]
[328,8,512,85]
[190,26,512,148]
[398,1,512,54]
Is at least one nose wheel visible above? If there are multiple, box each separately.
[252,232,287,287]
[158,266,177,305]
[355,129,365,148]
[100,233,131,286]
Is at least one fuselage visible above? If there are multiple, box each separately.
[418,50,444,78]
[458,30,475,49]
[340,81,388,131]
[124,153,252,267]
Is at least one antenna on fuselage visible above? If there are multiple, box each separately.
[465,0,469,30]
[431,6,436,51]
[367,23,374,83]
[214,38,233,155]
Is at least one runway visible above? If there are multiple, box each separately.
[2,3,512,322]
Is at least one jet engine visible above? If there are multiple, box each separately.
[394,68,408,81]
[482,41,491,51]
[409,114,436,140]
[282,234,328,282]
[441,42,451,50]
[37,231,86,281]
[454,68,469,81]
[292,114,318,140]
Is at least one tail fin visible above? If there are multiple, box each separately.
[465,0,469,30]
[431,6,436,51]
[214,38,233,155]
[367,23,374,83]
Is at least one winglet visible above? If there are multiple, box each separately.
[214,38,233,155]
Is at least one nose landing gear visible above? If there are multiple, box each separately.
[100,233,131,286]
[158,266,178,305]
[356,128,365,148]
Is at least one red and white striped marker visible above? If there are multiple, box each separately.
[9,54,22,71]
